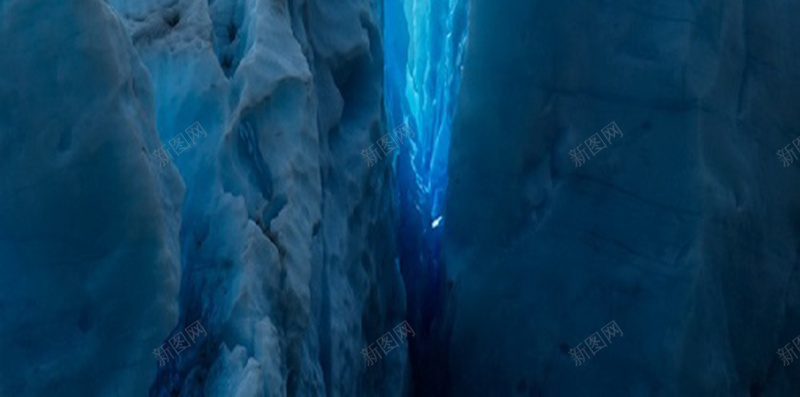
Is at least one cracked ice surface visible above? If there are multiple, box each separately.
[0,0,406,395]
[108,0,407,395]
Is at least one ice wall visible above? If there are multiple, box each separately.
[444,0,800,395]
[0,0,406,395]
[105,0,407,395]
[0,1,183,395]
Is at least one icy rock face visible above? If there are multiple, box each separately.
[445,0,800,395]
[0,0,183,395]
[105,0,405,396]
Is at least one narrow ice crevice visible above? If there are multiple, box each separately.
[384,0,469,394]
[387,0,469,228]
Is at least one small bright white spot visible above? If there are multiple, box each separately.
[432,216,443,228]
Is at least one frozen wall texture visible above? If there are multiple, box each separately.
[0,1,183,395]
[0,0,406,396]
[444,0,800,395]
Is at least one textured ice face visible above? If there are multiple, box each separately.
[106,0,406,395]
[442,0,800,396]
[0,0,405,395]
[0,0,183,395]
